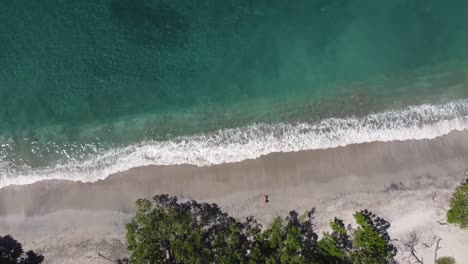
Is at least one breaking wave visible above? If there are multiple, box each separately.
[1,99,468,188]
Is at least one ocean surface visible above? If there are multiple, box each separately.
[1,0,468,187]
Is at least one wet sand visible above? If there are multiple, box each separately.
[1,130,468,263]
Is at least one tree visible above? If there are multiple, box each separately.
[317,218,353,264]
[251,210,319,264]
[316,211,397,264]
[351,210,397,264]
[123,194,397,264]
[125,194,259,264]
[447,179,468,229]
[0,235,44,264]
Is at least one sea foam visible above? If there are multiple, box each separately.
[1,99,468,188]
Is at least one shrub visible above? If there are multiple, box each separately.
[436,256,456,264]
[447,179,468,229]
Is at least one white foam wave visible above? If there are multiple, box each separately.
[2,99,468,188]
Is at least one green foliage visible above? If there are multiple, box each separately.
[316,212,397,264]
[351,210,397,264]
[0,235,44,264]
[436,256,456,264]
[447,179,468,229]
[125,195,260,264]
[251,210,319,264]
[317,218,352,264]
[124,194,398,264]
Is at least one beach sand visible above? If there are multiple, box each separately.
[1,130,468,263]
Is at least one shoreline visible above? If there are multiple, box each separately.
[1,129,468,262]
[3,129,468,216]
[3,98,468,189]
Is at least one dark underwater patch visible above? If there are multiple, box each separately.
[109,0,190,49]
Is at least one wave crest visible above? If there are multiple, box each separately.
[2,99,468,188]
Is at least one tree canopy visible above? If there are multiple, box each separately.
[0,235,44,264]
[447,179,468,229]
[123,194,397,264]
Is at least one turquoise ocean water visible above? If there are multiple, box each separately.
[2,0,468,186]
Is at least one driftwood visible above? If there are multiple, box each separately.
[434,238,442,263]
[98,253,117,263]
[401,232,423,264]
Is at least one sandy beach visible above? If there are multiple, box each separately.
[2,129,468,263]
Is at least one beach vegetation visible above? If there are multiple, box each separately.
[122,194,397,264]
[125,194,260,264]
[447,179,468,229]
[0,234,44,264]
[436,256,456,264]
[350,210,397,264]
[248,210,319,263]
[316,218,352,263]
